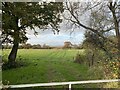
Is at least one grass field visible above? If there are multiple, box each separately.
[2,49,108,88]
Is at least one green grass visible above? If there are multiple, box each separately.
[2,49,109,88]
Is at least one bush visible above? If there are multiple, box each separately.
[74,52,85,64]
[2,55,28,70]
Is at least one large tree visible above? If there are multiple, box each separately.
[2,2,63,67]
[64,1,120,58]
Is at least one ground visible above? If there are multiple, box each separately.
[2,49,117,88]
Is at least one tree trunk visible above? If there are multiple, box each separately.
[117,36,120,53]
[7,16,19,68]
[8,39,19,67]
[91,53,94,66]
[108,2,120,53]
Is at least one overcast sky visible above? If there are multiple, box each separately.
[26,2,91,46]
[26,25,86,46]
[26,17,88,46]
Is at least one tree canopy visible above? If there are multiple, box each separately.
[2,2,63,43]
[63,1,120,77]
[2,2,64,67]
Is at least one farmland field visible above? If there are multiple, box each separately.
[2,49,109,88]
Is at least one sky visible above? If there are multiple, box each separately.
[26,2,90,47]
[26,27,85,47]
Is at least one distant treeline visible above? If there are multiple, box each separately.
[2,44,51,49]
[2,43,82,49]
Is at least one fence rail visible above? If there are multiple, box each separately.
[2,79,120,89]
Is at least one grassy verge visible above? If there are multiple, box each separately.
[2,49,119,88]
[2,49,89,85]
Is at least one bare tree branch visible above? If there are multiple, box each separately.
[64,1,117,46]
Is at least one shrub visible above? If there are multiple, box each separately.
[74,52,85,64]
